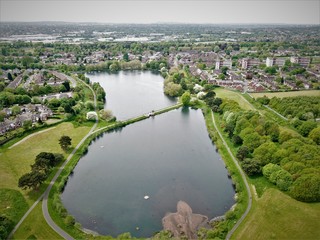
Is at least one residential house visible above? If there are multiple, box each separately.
[290,57,310,67]
[266,57,286,67]
[241,58,260,69]
[215,58,232,70]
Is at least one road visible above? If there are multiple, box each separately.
[210,111,252,240]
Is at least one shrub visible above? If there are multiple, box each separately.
[262,163,282,179]
[290,174,320,202]
[242,158,262,176]
[65,215,75,227]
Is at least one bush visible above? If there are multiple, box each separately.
[242,158,262,176]
[64,215,75,227]
[290,174,320,202]
[262,163,282,179]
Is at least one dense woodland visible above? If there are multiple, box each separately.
[219,100,320,202]
[257,96,320,137]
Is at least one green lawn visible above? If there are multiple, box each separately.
[233,188,320,240]
[0,122,91,238]
[214,88,255,110]
[250,90,320,99]
[12,202,63,240]
[0,123,90,197]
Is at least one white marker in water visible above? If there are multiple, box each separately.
[144,195,150,200]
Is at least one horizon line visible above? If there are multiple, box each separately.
[1,21,320,26]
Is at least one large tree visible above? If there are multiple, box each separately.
[181,91,191,106]
[18,171,47,190]
[59,135,72,151]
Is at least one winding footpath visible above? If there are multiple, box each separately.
[210,111,252,240]
[8,76,97,240]
[41,76,98,239]
[8,74,183,239]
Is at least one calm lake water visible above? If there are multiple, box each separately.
[86,71,176,120]
[61,71,235,237]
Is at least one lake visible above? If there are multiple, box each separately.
[86,71,176,120]
[61,71,235,237]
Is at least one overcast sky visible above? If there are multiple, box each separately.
[0,0,319,24]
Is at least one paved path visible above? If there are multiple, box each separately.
[41,76,98,239]
[41,122,97,240]
[210,111,252,240]
[8,77,98,240]
[263,105,288,120]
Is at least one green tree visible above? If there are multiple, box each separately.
[218,73,226,80]
[0,215,14,240]
[11,105,21,116]
[253,141,278,165]
[85,101,95,110]
[262,163,282,179]
[65,215,75,227]
[48,98,61,108]
[241,130,263,152]
[99,109,114,121]
[62,81,70,91]
[264,66,277,75]
[236,146,250,161]
[181,91,191,106]
[23,120,32,130]
[0,82,6,91]
[290,174,320,202]
[298,121,317,137]
[109,62,120,72]
[241,158,262,176]
[164,81,182,97]
[0,92,15,107]
[308,127,320,145]
[269,169,292,191]
[123,52,129,62]
[59,135,72,151]
[21,56,34,68]
[0,112,6,122]
[221,66,229,75]
[18,171,47,190]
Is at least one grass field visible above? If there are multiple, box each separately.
[12,202,63,240]
[249,90,320,99]
[0,189,29,228]
[233,188,320,240]
[214,88,255,110]
[0,122,91,238]
[0,123,90,198]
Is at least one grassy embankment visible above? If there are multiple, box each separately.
[0,122,92,239]
[214,88,320,239]
[200,103,249,238]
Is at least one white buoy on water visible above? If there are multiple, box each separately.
[144,195,150,200]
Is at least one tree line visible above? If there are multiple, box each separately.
[219,100,320,202]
